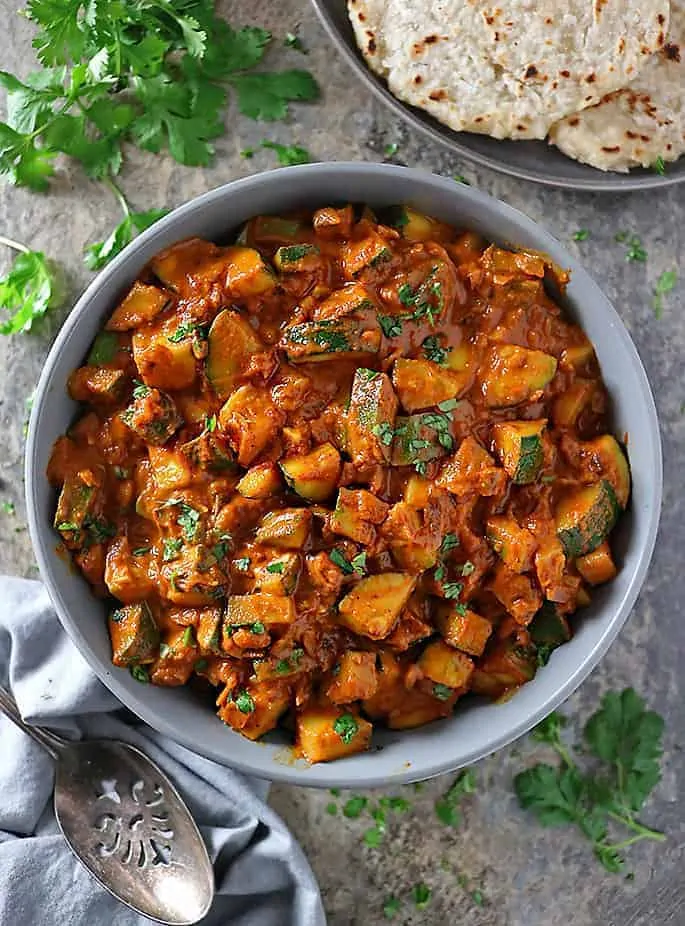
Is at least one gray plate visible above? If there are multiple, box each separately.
[310,0,685,191]
[26,165,662,788]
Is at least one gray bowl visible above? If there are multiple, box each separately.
[310,0,685,192]
[26,164,662,788]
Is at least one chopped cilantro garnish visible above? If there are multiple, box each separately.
[653,270,677,318]
[412,883,431,909]
[342,796,367,818]
[234,690,255,714]
[372,421,395,447]
[130,665,149,684]
[422,335,448,364]
[162,537,183,562]
[378,313,403,338]
[251,621,265,634]
[440,533,459,555]
[572,229,590,241]
[383,896,401,919]
[384,142,399,157]
[435,769,476,827]
[326,802,337,815]
[333,713,358,744]
[433,683,453,701]
[460,561,475,576]
[132,382,151,399]
[654,155,666,176]
[182,626,195,648]
[233,557,251,572]
[443,581,463,600]
[266,560,285,574]
[2,500,15,515]
[205,414,217,432]
[168,323,198,343]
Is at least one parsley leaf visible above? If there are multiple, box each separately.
[261,140,311,166]
[85,206,169,270]
[333,713,358,744]
[230,70,319,121]
[653,270,677,318]
[435,769,476,827]
[422,334,447,364]
[514,690,666,873]
[0,242,61,334]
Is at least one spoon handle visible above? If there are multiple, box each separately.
[0,685,68,760]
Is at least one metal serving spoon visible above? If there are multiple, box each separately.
[0,686,214,925]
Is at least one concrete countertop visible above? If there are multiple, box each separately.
[1,2,683,923]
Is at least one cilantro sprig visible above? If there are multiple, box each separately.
[514,691,665,873]
[0,235,61,334]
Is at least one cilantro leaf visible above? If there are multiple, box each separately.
[230,70,319,121]
[0,123,56,191]
[584,688,664,813]
[26,0,87,65]
[261,140,311,166]
[515,763,586,827]
[85,208,169,270]
[0,246,60,334]
[434,769,476,827]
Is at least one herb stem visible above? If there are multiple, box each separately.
[0,235,30,254]
[607,811,665,842]
[552,739,575,769]
[104,176,131,219]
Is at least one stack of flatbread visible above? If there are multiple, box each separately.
[348,0,684,172]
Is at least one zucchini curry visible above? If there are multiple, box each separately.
[48,204,630,763]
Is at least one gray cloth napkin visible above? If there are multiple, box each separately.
[0,577,326,926]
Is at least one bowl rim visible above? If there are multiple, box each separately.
[309,0,685,192]
[25,163,663,787]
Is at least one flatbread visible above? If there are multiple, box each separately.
[348,0,670,141]
[550,1,685,171]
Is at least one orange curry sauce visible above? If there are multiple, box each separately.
[48,204,630,762]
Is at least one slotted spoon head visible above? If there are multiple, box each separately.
[53,739,214,925]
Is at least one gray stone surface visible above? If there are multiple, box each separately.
[0,2,683,923]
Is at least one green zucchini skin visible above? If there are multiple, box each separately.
[557,480,620,557]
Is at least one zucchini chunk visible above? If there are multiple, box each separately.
[436,605,493,657]
[340,233,393,279]
[251,215,303,244]
[556,480,620,557]
[560,342,595,371]
[418,640,474,690]
[132,322,197,391]
[582,435,631,509]
[529,601,571,649]
[281,318,381,363]
[385,205,448,242]
[492,419,546,484]
[486,515,537,573]
[223,245,277,298]
[575,541,617,585]
[329,487,388,544]
[54,471,99,538]
[553,381,595,429]
[296,706,372,763]
[390,410,455,467]
[313,283,376,321]
[347,368,399,466]
[489,563,543,626]
[437,436,506,497]
[195,607,224,655]
[253,552,301,595]
[225,593,296,629]
[180,431,236,473]
[326,652,378,704]
[106,281,171,331]
[480,344,557,408]
[109,602,159,667]
[218,384,283,466]
[68,366,127,404]
[218,681,290,740]
[392,358,469,412]
[237,463,282,499]
[255,509,312,550]
[472,636,537,695]
[280,442,342,502]
[274,244,320,272]
[207,309,263,400]
[337,573,417,639]
[121,384,182,446]
[382,501,440,572]
[312,205,354,240]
